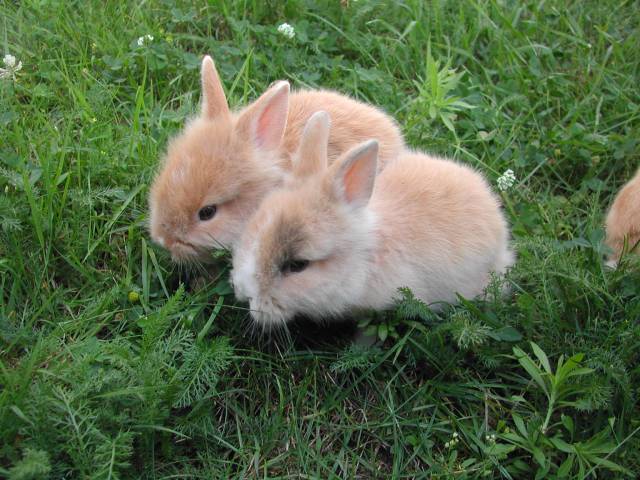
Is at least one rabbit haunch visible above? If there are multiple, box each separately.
[605,167,640,266]
[232,112,515,325]
[148,56,403,261]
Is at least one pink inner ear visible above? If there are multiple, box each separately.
[255,87,288,150]
[343,155,376,205]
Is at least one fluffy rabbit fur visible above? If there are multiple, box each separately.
[148,56,404,261]
[231,112,515,326]
[605,168,640,266]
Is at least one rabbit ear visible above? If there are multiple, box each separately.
[201,55,230,120]
[330,140,379,208]
[237,81,290,151]
[292,111,330,178]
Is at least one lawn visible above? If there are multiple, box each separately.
[1,0,639,478]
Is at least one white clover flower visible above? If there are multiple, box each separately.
[277,23,295,39]
[444,432,460,449]
[497,169,516,192]
[0,54,23,81]
[136,34,154,47]
[4,54,17,68]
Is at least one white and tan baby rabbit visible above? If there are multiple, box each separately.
[231,111,515,326]
[148,56,404,261]
[605,167,640,266]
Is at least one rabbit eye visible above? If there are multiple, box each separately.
[198,205,217,221]
[281,259,309,274]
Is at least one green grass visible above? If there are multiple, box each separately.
[1,0,639,478]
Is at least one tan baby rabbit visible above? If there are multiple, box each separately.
[148,56,404,261]
[231,111,515,326]
[605,168,640,266]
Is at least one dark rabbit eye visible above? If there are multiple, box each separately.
[198,205,217,221]
[281,259,310,274]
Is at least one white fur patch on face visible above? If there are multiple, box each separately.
[231,242,259,302]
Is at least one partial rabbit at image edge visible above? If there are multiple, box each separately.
[605,167,640,267]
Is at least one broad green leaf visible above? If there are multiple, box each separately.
[534,454,549,476]
[557,353,585,378]
[561,414,574,436]
[531,342,552,374]
[565,367,594,378]
[441,112,455,133]
[488,326,522,342]
[549,437,574,454]
[582,454,630,473]
[484,443,516,457]
[532,446,547,467]
[557,455,575,478]
[501,432,527,447]
[514,347,548,394]
[512,413,528,438]
[378,323,388,342]
[364,325,377,337]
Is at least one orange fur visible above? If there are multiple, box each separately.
[280,90,403,168]
[148,56,404,261]
[605,168,640,264]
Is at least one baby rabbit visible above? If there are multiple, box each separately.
[231,111,515,326]
[148,56,404,261]
[605,167,640,266]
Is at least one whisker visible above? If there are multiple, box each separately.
[204,231,230,255]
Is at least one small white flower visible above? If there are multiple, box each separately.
[444,432,460,449]
[136,34,154,47]
[497,169,516,192]
[277,23,295,39]
[0,53,23,81]
[4,54,17,68]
